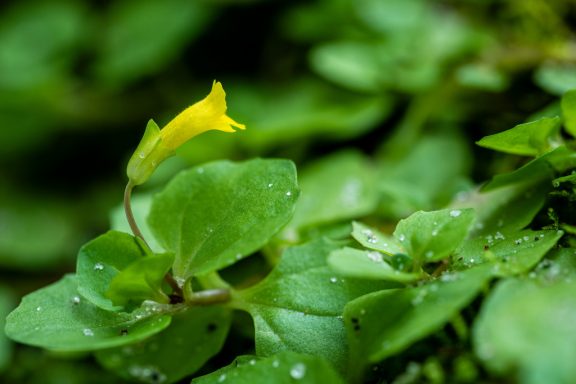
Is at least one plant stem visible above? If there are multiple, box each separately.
[124,180,146,243]
[124,180,183,299]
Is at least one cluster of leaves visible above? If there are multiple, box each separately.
[5,91,576,383]
[2,0,576,383]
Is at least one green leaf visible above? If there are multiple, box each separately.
[283,151,378,235]
[460,181,548,236]
[480,146,569,191]
[192,351,345,384]
[97,306,231,383]
[106,252,174,306]
[345,266,492,378]
[455,229,563,275]
[377,134,472,219]
[236,239,396,371]
[561,89,576,138]
[393,208,475,264]
[473,277,576,384]
[351,221,404,255]
[148,159,299,278]
[5,275,171,351]
[76,231,151,311]
[229,80,392,150]
[0,1,87,89]
[94,0,213,85]
[328,247,421,283]
[476,117,561,156]
[534,63,576,95]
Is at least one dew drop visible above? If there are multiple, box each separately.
[425,250,434,258]
[523,235,530,242]
[218,373,227,383]
[267,183,273,188]
[329,277,338,283]
[36,306,42,312]
[272,359,280,368]
[449,209,462,217]
[367,251,383,263]
[286,191,292,197]
[72,296,81,305]
[197,167,204,174]
[94,263,104,271]
[249,359,256,366]
[398,234,406,242]
[431,229,438,237]
[235,253,242,260]
[290,363,306,380]
[83,328,94,336]
[138,152,145,159]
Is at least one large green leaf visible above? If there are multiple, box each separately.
[235,239,396,371]
[476,117,561,156]
[97,306,231,383]
[148,159,299,278]
[473,277,576,384]
[283,151,379,235]
[345,266,492,379]
[393,208,475,265]
[5,275,171,351]
[192,351,345,384]
[76,231,152,311]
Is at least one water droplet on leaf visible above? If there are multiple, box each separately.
[290,363,306,380]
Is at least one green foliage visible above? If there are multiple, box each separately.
[148,159,299,278]
[5,275,171,351]
[192,351,345,384]
[234,239,396,371]
[474,274,576,384]
[4,0,576,383]
[476,117,562,156]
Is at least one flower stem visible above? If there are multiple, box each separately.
[124,180,146,243]
[124,180,182,300]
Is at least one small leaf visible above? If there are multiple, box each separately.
[476,117,561,156]
[345,266,491,378]
[5,275,170,351]
[393,208,475,264]
[473,277,576,383]
[236,239,396,371]
[455,229,563,275]
[76,231,151,311]
[148,159,299,278]
[351,221,404,255]
[97,306,231,383]
[561,89,576,138]
[192,351,345,384]
[328,247,421,283]
[106,252,174,306]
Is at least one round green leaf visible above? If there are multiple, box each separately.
[5,275,171,352]
[148,159,299,278]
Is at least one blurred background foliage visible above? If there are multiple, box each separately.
[1,0,575,382]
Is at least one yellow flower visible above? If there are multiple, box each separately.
[127,81,245,185]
